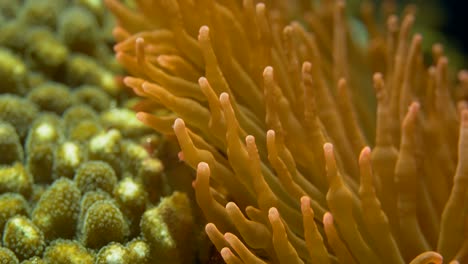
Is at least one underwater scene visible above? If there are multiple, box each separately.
[0,0,467,263]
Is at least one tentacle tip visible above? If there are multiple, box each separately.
[323,211,333,224]
[225,202,237,211]
[256,2,266,12]
[409,101,420,113]
[205,223,219,236]
[302,61,312,72]
[263,66,274,77]
[245,135,255,144]
[413,33,423,42]
[268,207,279,220]
[178,151,185,161]
[135,112,145,122]
[373,72,383,82]
[220,247,234,260]
[199,25,210,39]
[136,37,144,45]
[300,196,311,211]
[198,76,208,86]
[197,162,209,171]
[173,118,185,130]
[323,142,334,154]
[267,129,275,137]
[219,92,230,103]
[360,146,371,158]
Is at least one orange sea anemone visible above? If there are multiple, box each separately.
[106,0,468,263]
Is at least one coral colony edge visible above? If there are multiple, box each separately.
[107,0,468,263]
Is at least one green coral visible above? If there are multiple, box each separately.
[43,240,93,264]
[136,157,164,204]
[95,243,131,264]
[140,191,196,264]
[0,122,23,165]
[81,200,129,249]
[53,141,85,179]
[32,178,81,240]
[0,95,38,140]
[0,193,29,236]
[24,28,69,75]
[65,54,119,96]
[27,82,74,114]
[0,164,33,199]
[113,177,148,235]
[73,85,112,112]
[25,114,63,183]
[58,6,99,54]
[0,247,19,264]
[0,48,28,95]
[0,0,206,262]
[3,216,45,261]
[126,239,150,264]
[88,129,123,176]
[74,161,117,194]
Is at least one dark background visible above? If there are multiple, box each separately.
[440,0,468,57]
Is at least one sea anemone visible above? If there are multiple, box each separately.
[107,0,468,263]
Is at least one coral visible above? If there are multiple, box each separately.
[43,240,94,264]
[27,82,74,114]
[80,200,129,249]
[58,6,99,54]
[126,238,150,264]
[88,129,123,176]
[0,95,38,140]
[25,114,63,183]
[32,178,81,240]
[20,257,46,264]
[53,141,85,179]
[3,216,45,261]
[0,193,29,236]
[73,85,112,112]
[24,27,69,75]
[0,163,33,198]
[77,190,112,231]
[135,157,164,203]
[0,122,23,165]
[119,140,149,174]
[95,242,131,264]
[140,191,195,264]
[74,161,118,194]
[0,48,28,95]
[101,108,152,138]
[114,177,147,235]
[109,0,468,263]
[18,0,65,29]
[0,247,19,264]
[65,54,119,96]
[0,1,182,262]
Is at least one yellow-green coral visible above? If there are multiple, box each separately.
[43,239,94,264]
[0,122,23,165]
[0,193,29,236]
[3,216,45,261]
[80,200,129,249]
[32,178,81,240]
[74,161,118,194]
[140,191,196,264]
[27,82,74,114]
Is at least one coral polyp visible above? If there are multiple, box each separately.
[108,0,468,263]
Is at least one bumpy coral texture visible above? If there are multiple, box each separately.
[108,0,468,263]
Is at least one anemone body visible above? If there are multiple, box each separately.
[108,0,468,263]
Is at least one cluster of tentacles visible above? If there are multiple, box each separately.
[106,0,468,263]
